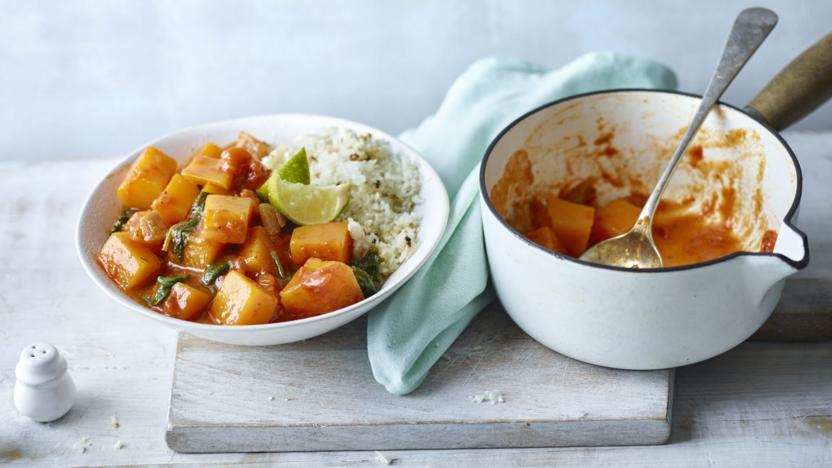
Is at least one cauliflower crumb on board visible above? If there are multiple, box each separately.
[469,391,505,404]
[374,450,395,465]
[73,436,92,454]
[263,127,422,278]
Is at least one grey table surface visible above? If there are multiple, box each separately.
[0,130,830,467]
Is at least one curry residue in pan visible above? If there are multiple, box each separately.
[491,124,777,268]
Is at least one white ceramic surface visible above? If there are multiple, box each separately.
[14,343,76,422]
[77,114,449,346]
[480,90,809,369]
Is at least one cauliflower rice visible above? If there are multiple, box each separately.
[263,128,422,277]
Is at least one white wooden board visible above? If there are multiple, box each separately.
[167,304,673,452]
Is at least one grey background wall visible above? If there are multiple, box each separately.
[1,0,830,161]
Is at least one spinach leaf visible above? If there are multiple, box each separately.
[352,252,382,297]
[201,260,230,286]
[164,191,208,260]
[270,251,289,280]
[144,274,188,306]
[353,252,381,279]
[187,191,209,218]
[353,267,378,297]
[109,208,137,234]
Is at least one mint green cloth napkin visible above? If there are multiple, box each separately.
[367,53,677,395]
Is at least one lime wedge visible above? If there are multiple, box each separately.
[279,147,310,184]
[256,147,311,201]
[256,147,343,224]
[262,175,350,225]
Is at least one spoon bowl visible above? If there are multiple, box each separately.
[578,219,662,268]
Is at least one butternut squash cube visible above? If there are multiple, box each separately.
[117,147,178,210]
[545,196,595,257]
[525,226,568,255]
[279,258,364,318]
[210,270,277,325]
[181,154,234,189]
[290,222,352,266]
[590,198,642,245]
[151,174,200,225]
[98,232,162,290]
[220,147,252,172]
[202,183,230,195]
[163,282,213,321]
[123,210,169,248]
[240,226,277,276]
[201,195,255,244]
[232,131,270,159]
[180,231,224,269]
[196,142,222,159]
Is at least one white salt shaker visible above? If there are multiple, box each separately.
[14,343,76,422]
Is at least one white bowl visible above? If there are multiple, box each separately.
[77,114,449,346]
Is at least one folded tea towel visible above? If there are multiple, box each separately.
[367,53,677,395]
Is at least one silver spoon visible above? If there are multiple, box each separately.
[579,7,778,268]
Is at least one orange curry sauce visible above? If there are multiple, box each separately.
[124,231,295,324]
[492,145,777,268]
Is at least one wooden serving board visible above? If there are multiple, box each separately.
[167,304,673,452]
[166,132,831,453]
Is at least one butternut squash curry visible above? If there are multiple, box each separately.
[98,132,379,325]
[515,180,777,267]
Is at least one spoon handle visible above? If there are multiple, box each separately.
[636,7,778,229]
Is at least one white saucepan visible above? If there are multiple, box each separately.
[480,34,831,369]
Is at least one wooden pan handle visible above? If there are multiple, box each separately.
[746,32,832,130]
